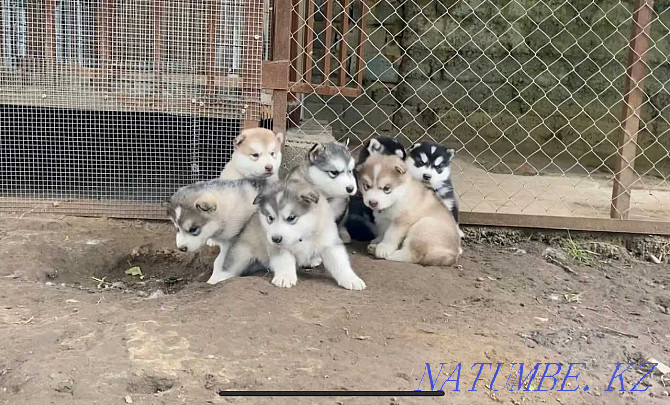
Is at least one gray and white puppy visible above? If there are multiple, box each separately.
[217,180,366,290]
[286,141,357,244]
[167,178,266,284]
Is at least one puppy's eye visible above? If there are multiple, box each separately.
[286,215,297,224]
[363,183,370,191]
[251,153,260,159]
[382,185,392,194]
[267,215,274,224]
[270,152,275,157]
[188,226,200,235]
[328,170,339,178]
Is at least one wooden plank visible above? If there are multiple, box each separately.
[153,0,163,96]
[290,0,301,82]
[460,212,670,236]
[304,0,315,84]
[610,0,655,220]
[45,0,56,60]
[323,0,334,83]
[272,0,292,136]
[290,81,361,97]
[262,60,289,89]
[339,0,350,87]
[355,0,368,86]
[205,0,219,97]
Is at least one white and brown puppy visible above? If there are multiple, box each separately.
[357,154,461,266]
[217,180,366,290]
[220,127,284,182]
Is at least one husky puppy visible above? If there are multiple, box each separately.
[286,141,357,244]
[217,180,367,290]
[405,142,462,237]
[346,137,406,241]
[167,178,266,284]
[357,154,461,266]
[220,128,284,182]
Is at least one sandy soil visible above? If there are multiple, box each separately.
[0,213,669,405]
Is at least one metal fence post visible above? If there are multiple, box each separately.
[610,0,655,220]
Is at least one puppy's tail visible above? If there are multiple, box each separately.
[423,248,459,267]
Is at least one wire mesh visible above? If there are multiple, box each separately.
[286,0,670,223]
[0,0,264,218]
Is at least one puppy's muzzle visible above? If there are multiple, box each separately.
[368,199,379,209]
[265,164,274,173]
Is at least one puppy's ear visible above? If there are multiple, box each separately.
[408,142,421,152]
[195,195,217,213]
[300,190,320,205]
[446,148,455,163]
[343,137,350,147]
[394,161,407,175]
[275,132,284,145]
[367,138,382,154]
[252,193,264,205]
[394,148,406,159]
[233,132,247,149]
[308,143,324,162]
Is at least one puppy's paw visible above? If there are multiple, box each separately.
[309,255,323,268]
[337,274,366,291]
[271,274,298,288]
[206,271,234,285]
[366,243,377,255]
[373,243,395,259]
[339,228,352,244]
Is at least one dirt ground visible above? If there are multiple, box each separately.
[1,213,669,405]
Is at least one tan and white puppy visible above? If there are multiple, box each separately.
[356,154,461,266]
[220,128,284,182]
[217,180,366,290]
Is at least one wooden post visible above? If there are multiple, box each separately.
[272,0,292,136]
[610,0,654,219]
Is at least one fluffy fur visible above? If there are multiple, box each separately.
[220,128,284,182]
[286,141,357,244]
[167,178,266,284]
[357,154,461,266]
[215,180,366,290]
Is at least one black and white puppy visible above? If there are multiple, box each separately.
[406,142,462,237]
[345,137,406,241]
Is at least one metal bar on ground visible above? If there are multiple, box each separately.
[460,212,670,236]
[610,0,655,220]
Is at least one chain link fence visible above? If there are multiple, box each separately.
[285,0,670,228]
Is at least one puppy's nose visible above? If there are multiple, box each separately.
[178,246,187,252]
[346,185,354,193]
[265,164,273,172]
[368,200,378,208]
[423,173,432,181]
[271,235,283,244]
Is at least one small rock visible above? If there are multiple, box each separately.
[525,338,538,349]
[124,395,133,404]
[49,372,74,395]
[136,291,148,297]
[147,290,165,299]
[647,358,670,375]
[111,281,126,289]
[662,390,668,397]
[476,277,485,282]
